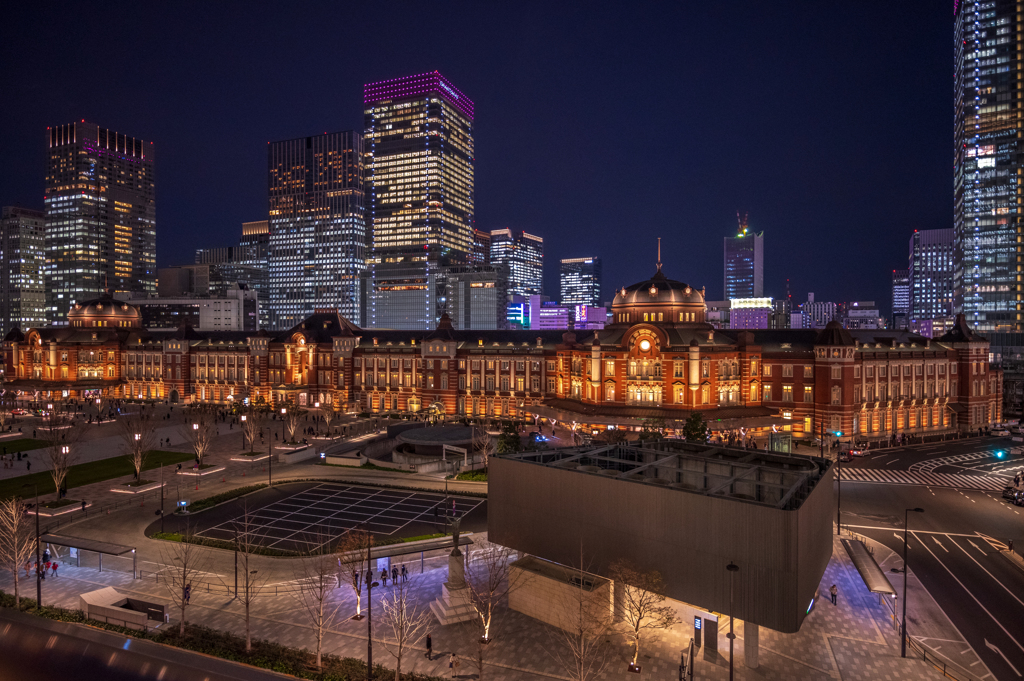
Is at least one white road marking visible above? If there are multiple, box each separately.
[932,536,949,552]
[968,540,988,556]
[951,539,1024,609]
[986,640,1021,677]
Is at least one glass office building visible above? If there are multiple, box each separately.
[267,131,366,329]
[892,269,910,330]
[45,121,156,323]
[364,71,475,329]
[490,229,543,297]
[909,229,955,322]
[954,1,1024,331]
[723,225,763,300]
[0,207,46,332]
[560,257,602,306]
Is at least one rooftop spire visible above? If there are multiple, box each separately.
[656,237,662,272]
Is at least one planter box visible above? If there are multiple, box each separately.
[277,447,318,464]
[30,501,91,517]
[230,453,269,462]
[177,465,226,477]
[110,480,165,494]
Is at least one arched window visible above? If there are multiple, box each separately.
[831,386,841,405]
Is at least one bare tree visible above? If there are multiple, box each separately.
[378,578,433,681]
[119,411,157,482]
[473,427,495,471]
[465,539,524,642]
[0,408,11,433]
[233,502,270,653]
[549,548,613,681]
[240,405,266,453]
[39,412,82,499]
[608,559,677,669]
[182,406,217,466]
[282,403,302,443]
[0,497,35,610]
[293,537,342,670]
[162,522,210,636]
[321,401,339,436]
[336,529,372,618]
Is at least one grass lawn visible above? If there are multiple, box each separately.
[0,439,48,454]
[0,450,194,500]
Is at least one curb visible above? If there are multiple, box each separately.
[999,548,1024,574]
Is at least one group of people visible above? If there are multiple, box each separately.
[420,633,460,677]
[362,563,409,587]
[25,549,58,580]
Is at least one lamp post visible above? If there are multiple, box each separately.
[891,507,924,658]
[22,483,40,607]
[365,535,379,681]
[240,413,247,451]
[726,562,739,681]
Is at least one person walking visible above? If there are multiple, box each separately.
[425,632,432,660]
[829,584,838,605]
[450,653,460,679]
[401,564,408,582]
[391,565,398,583]
[51,562,58,577]
[380,567,388,586]
[185,582,192,604]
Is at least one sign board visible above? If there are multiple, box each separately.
[443,444,468,464]
[693,616,702,648]
[376,556,390,573]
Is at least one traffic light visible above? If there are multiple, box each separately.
[996,450,1005,459]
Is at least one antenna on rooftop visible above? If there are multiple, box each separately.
[656,237,662,272]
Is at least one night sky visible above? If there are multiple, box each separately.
[1,2,951,316]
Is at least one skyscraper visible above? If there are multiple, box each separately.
[470,228,491,265]
[489,229,543,297]
[267,131,365,329]
[892,269,910,330]
[0,207,46,332]
[239,220,270,266]
[955,1,1023,331]
[723,215,763,299]
[909,229,954,322]
[560,257,602,306]
[364,71,475,329]
[45,121,156,323]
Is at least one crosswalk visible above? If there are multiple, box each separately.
[839,466,1011,491]
[909,451,992,474]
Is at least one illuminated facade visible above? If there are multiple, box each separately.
[364,72,475,329]
[0,263,1001,436]
[0,207,47,332]
[723,223,763,299]
[729,298,773,329]
[560,257,602,307]
[892,269,910,329]
[954,1,1024,331]
[267,131,366,329]
[45,122,156,324]
[909,229,955,322]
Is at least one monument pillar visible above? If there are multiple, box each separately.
[429,518,476,624]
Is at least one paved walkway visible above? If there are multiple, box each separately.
[0,532,968,681]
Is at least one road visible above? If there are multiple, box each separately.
[840,470,1024,680]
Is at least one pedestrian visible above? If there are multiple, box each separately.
[450,653,460,679]
[81,500,86,512]
[829,584,838,605]
[380,568,388,586]
[391,565,398,583]
[26,460,30,471]
[401,564,408,582]
[51,562,58,577]
[185,582,192,604]
[365,568,372,587]
[425,632,432,659]
[43,549,50,563]
[24,562,30,578]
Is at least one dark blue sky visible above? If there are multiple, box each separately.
[1,1,951,315]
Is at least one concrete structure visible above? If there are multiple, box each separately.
[841,301,882,330]
[0,207,46,333]
[45,122,156,323]
[444,264,509,331]
[507,556,613,632]
[127,286,259,331]
[489,441,834,634]
[79,587,167,631]
[909,229,954,324]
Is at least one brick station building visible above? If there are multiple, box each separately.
[0,270,1003,440]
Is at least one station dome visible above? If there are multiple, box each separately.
[68,292,142,328]
[610,266,708,326]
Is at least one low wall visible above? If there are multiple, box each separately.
[277,446,318,464]
[508,556,613,632]
[79,587,167,631]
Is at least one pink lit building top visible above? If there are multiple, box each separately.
[363,71,474,120]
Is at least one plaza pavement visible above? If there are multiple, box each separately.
[0,413,983,680]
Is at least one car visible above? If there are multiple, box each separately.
[994,429,1011,436]
[1003,485,1021,501]
[529,432,548,443]
[846,449,867,457]
[10,409,27,416]
[837,451,852,463]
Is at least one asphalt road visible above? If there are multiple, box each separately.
[847,435,1023,473]
[841,478,1024,681]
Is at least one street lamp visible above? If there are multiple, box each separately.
[240,414,247,451]
[726,562,739,681]
[22,483,40,607]
[890,507,924,658]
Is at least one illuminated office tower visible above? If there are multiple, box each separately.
[490,229,543,297]
[909,229,954,322]
[267,131,365,330]
[45,121,156,324]
[723,215,763,300]
[364,71,475,329]
[892,269,910,330]
[471,228,491,265]
[239,220,270,267]
[560,257,602,307]
[955,1,1024,331]
[0,207,47,331]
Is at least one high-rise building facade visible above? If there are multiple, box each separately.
[909,229,955,322]
[239,220,270,266]
[560,257,602,306]
[45,122,156,323]
[490,229,543,297]
[364,72,475,329]
[723,219,763,299]
[954,1,1024,331]
[800,293,836,329]
[445,264,509,330]
[267,131,365,329]
[471,229,491,265]
[892,269,910,330]
[0,207,46,332]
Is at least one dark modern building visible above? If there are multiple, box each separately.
[560,257,602,307]
[45,121,156,324]
[909,229,954,323]
[364,71,475,329]
[490,229,543,297]
[470,228,491,265]
[0,207,47,332]
[239,220,270,266]
[723,220,764,300]
[892,269,910,330]
[267,131,366,329]
[954,1,1023,332]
